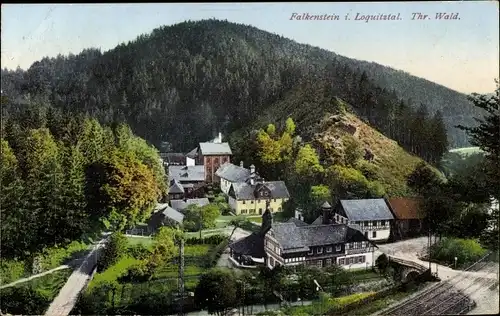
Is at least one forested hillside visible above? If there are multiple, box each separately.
[1,19,479,156]
[0,101,166,259]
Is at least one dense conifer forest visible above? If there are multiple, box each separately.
[1,19,483,158]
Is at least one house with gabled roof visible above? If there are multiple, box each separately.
[331,199,394,242]
[147,203,185,233]
[170,198,210,212]
[228,201,376,270]
[168,165,206,198]
[386,197,426,240]
[227,174,290,215]
[195,142,232,183]
[215,161,256,195]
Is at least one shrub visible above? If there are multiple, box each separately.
[127,244,151,260]
[39,240,89,270]
[430,237,488,268]
[185,234,227,245]
[0,286,50,315]
[0,259,27,285]
[204,237,230,268]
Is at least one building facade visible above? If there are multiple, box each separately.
[332,199,394,242]
[227,177,290,215]
[386,197,426,240]
[196,142,232,183]
[228,202,375,270]
[215,161,252,195]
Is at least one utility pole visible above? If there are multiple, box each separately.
[178,237,185,316]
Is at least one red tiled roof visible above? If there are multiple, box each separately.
[387,198,425,220]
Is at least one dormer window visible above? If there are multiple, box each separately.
[326,246,332,253]
[317,247,323,254]
[335,245,341,251]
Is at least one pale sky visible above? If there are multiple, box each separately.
[1,2,499,94]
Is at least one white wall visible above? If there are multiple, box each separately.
[336,252,373,270]
[228,196,237,210]
[220,178,231,195]
[364,229,391,242]
[186,156,195,166]
[295,210,304,221]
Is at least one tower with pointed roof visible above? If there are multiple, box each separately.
[321,201,333,224]
[260,200,273,235]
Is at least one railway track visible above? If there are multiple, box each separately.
[383,253,497,316]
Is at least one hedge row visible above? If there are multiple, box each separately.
[204,237,230,268]
[185,234,227,245]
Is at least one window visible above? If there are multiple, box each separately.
[242,200,246,204]
[214,158,219,164]
[381,220,385,226]
[316,260,323,268]
[259,208,263,214]
[326,246,332,253]
[372,231,377,238]
[241,209,247,214]
[274,199,276,202]
[325,259,332,266]
[308,249,313,255]
[257,199,261,203]
[372,221,377,226]
[345,243,350,250]
[317,247,323,254]
[251,200,254,204]
[336,245,341,251]
[206,157,211,163]
[339,258,345,265]
[278,207,282,211]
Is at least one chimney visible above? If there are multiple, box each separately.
[240,161,244,168]
[250,176,255,186]
[250,164,255,174]
[321,201,332,225]
[218,132,222,143]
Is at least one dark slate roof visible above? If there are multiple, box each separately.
[168,179,184,194]
[386,198,425,220]
[215,162,251,182]
[160,152,186,165]
[153,203,185,224]
[199,142,232,155]
[339,199,394,221]
[321,201,332,208]
[186,147,198,159]
[229,233,266,258]
[230,181,290,200]
[286,218,309,227]
[311,216,323,226]
[169,165,205,182]
[170,198,210,211]
[269,222,370,253]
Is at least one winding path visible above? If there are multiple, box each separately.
[44,237,108,316]
[0,265,71,290]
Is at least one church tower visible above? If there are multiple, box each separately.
[260,200,273,235]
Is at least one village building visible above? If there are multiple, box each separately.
[330,199,394,242]
[168,165,206,199]
[228,201,376,270]
[160,152,187,166]
[386,197,426,240]
[215,161,258,195]
[170,198,210,212]
[227,175,290,215]
[148,203,185,232]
